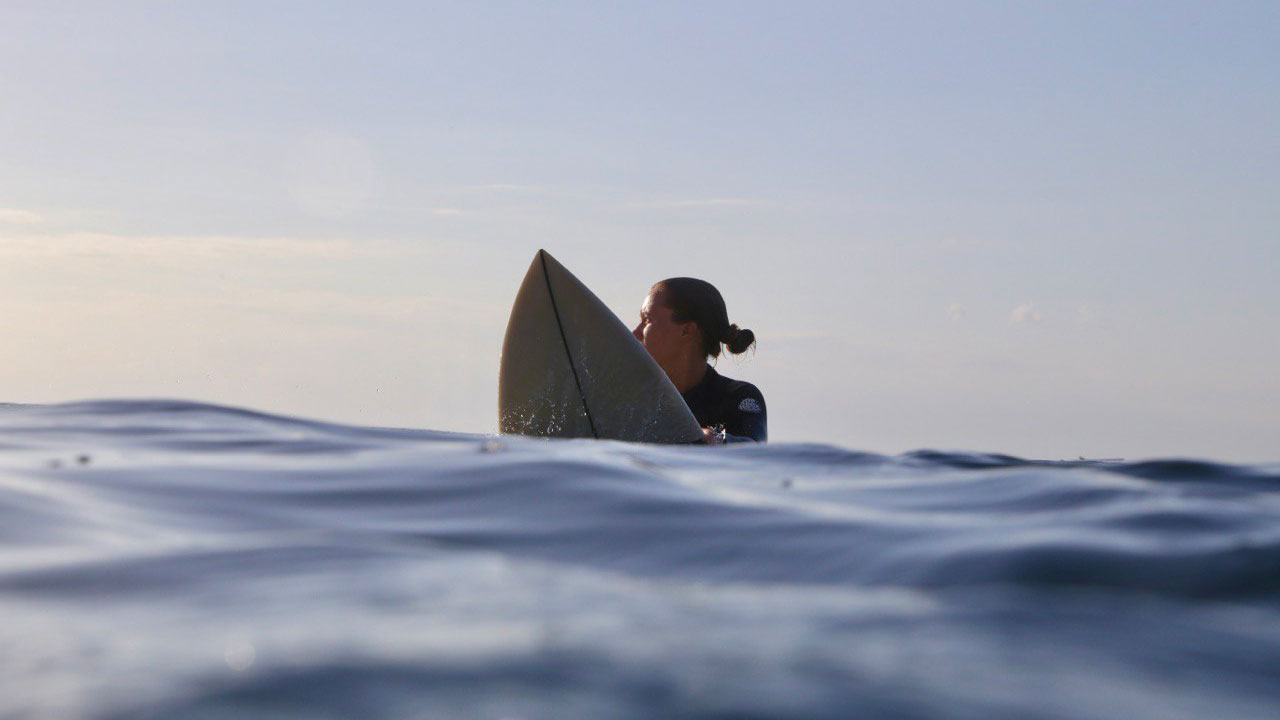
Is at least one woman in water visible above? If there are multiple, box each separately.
[632,278,767,444]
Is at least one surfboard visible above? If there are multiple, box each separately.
[498,250,704,443]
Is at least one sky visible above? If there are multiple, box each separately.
[2,1,1277,461]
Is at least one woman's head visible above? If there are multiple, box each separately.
[633,277,755,363]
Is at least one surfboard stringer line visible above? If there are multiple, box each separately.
[538,249,599,439]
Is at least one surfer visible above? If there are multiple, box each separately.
[632,278,767,443]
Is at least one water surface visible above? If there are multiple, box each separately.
[2,400,1277,719]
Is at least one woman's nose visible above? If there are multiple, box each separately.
[632,325,643,342]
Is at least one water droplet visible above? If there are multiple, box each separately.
[224,638,256,672]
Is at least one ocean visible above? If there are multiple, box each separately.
[2,400,1278,719]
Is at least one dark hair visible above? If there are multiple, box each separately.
[652,277,756,358]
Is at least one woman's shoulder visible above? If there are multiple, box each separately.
[712,371,767,442]
[715,372,766,412]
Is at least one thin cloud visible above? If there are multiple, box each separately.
[1009,302,1042,325]
[462,183,542,193]
[1075,305,1099,326]
[0,232,431,261]
[215,287,504,322]
[759,331,848,342]
[946,302,964,322]
[931,236,1000,252]
[430,208,463,216]
[0,208,44,225]
[632,198,761,209]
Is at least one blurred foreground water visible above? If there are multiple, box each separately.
[1,400,1278,719]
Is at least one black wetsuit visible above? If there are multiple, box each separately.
[681,364,768,443]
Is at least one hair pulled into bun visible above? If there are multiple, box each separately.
[652,277,757,359]
[723,324,756,355]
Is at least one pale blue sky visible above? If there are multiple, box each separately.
[2,1,1277,460]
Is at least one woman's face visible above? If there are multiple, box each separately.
[633,289,693,370]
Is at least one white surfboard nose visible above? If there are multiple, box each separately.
[498,250,702,443]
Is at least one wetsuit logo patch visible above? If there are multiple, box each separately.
[737,398,762,414]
